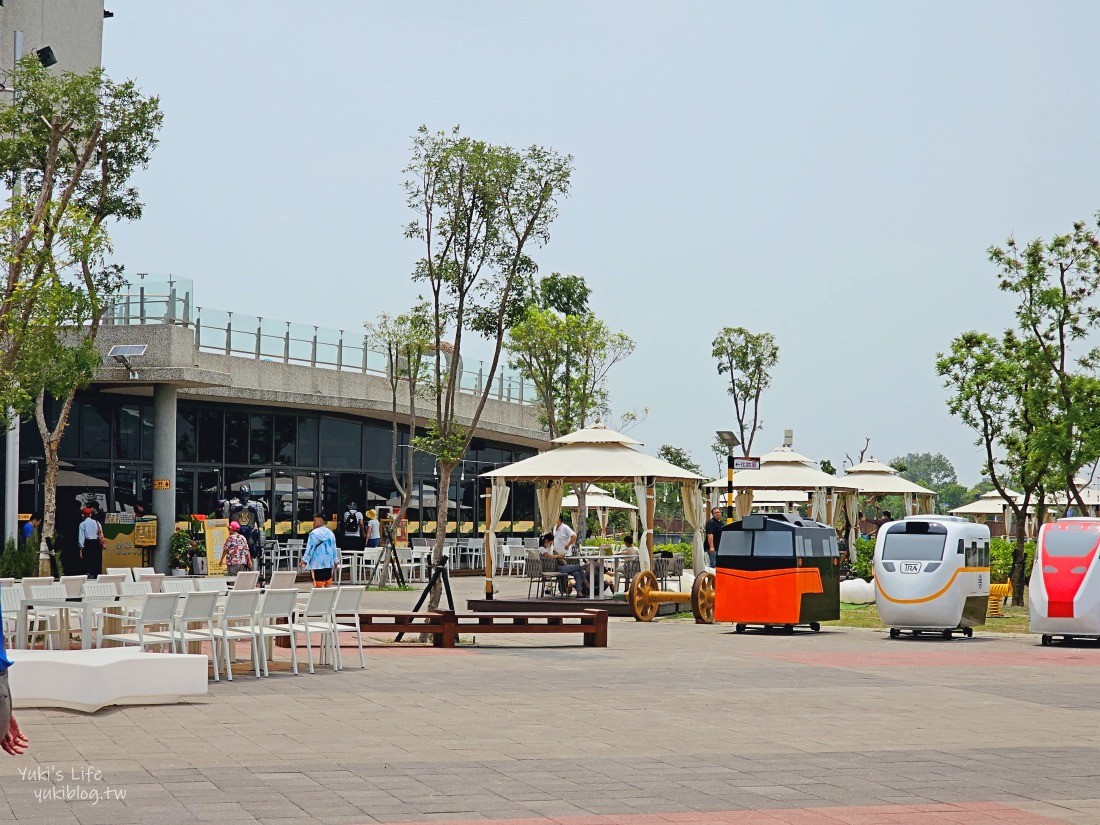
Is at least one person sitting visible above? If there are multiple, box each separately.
[540,525,589,597]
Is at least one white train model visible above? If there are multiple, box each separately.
[1029,517,1100,645]
[873,515,990,639]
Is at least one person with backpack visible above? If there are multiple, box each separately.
[340,501,365,553]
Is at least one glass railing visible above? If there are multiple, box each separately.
[103,274,535,405]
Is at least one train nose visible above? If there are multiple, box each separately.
[1049,599,1075,618]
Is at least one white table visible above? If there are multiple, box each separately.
[14,597,118,651]
[569,553,634,601]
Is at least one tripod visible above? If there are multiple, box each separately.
[395,554,453,642]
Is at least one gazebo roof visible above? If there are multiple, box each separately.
[704,445,856,492]
[840,456,936,496]
[562,488,637,511]
[481,424,705,484]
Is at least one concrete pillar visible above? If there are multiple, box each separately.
[3,414,18,546]
[152,384,177,573]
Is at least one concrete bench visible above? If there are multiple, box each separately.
[6,648,209,713]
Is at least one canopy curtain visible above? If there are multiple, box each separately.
[536,480,565,535]
[810,489,828,523]
[633,477,652,571]
[681,481,706,574]
[1004,505,1014,540]
[735,490,754,520]
[486,479,511,576]
[918,493,935,515]
[629,510,638,545]
[903,492,916,517]
[596,508,609,536]
[843,492,859,562]
[708,488,719,510]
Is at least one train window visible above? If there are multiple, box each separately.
[795,536,809,557]
[881,532,947,561]
[754,530,795,557]
[722,532,752,556]
[824,536,840,557]
[966,542,980,567]
[1043,530,1100,557]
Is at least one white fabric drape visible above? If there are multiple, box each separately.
[536,481,564,534]
[844,492,859,562]
[810,489,828,523]
[486,479,510,577]
[629,510,638,545]
[708,488,719,510]
[1004,506,1014,539]
[681,481,706,574]
[597,508,609,536]
[735,490,754,520]
[633,477,652,572]
[903,492,916,517]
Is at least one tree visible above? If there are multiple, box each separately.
[889,452,957,489]
[711,327,779,456]
[990,216,1100,509]
[404,125,572,606]
[366,304,431,584]
[654,445,701,524]
[0,57,161,572]
[819,459,836,476]
[937,330,1054,602]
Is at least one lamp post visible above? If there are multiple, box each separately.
[716,430,740,524]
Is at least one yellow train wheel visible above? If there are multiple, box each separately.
[629,570,659,622]
[691,570,715,624]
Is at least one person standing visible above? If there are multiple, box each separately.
[364,509,381,549]
[0,580,29,757]
[339,501,365,553]
[705,507,724,568]
[20,513,40,549]
[78,507,104,579]
[219,521,252,576]
[299,514,338,587]
[549,516,588,597]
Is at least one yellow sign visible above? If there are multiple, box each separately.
[152,479,171,490]
[134,518,157,547]
[102,523,142,572]
[204,518,230,576]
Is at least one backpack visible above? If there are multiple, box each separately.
[342,510,360,535]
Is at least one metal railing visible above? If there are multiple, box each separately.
[103,274,535,405]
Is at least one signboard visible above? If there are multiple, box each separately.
[102,523,142,572]
[733,457,761,471]
[134,518,157,547]
[152,479,171,490]
[204,518,230,576]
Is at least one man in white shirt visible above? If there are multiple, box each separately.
[553,516,576,554]
[77,507,104,579]
[546,516,587,596]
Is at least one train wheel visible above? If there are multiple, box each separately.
[629,570,659,622]
[941,629,953,640]
[691,571,716,624]
[783,624,794,635]
[1041,634,1053,646]
[810,622,821,632]
[889,628,900,639]
[735,623,746,634]
[963,627,973,638]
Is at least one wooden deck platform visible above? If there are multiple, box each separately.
[466,596,686,618]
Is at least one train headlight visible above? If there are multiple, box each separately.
[1043,565,1058,574]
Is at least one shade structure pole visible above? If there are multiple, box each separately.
[726,449,734,525]
[483,484,493,600]
[645,478,656,565]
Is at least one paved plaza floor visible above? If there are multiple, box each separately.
[2,576,1099,824]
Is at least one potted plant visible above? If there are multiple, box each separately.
[169,529,192,576]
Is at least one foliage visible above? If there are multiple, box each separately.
[820,459,836,476]
[935,482,970,513]
[534,271,590,315]
[655,542,693,569]
[657,445,701,475]
[890,452,957,489]
[169,529,194,570]
[711,326,779,456]
[990,538,1034,584]
[0,536,37,579]
[653,445,701,524]
[850,536,875,580]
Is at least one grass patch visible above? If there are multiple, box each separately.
[824,602,1031,634]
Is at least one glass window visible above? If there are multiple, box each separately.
[363,422,392,471]
[297,417,319,467]
[175,470,194,520]
[115,404,142,460]
[320,418,362,469]
[1043,529,1100,557]
[140,405,154,461]
[250,414,273,465]
[176,408,197,463]
[225,411,249,464]
[198,409,224,464]
[81,401,111,459]
[882,533,947,561]
[721,531,752,556]
[274,415,296,466]
[753,530,795,557]
[113,468,152,515]
[196,469,222,516]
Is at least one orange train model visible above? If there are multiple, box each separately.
[714,513,841,633]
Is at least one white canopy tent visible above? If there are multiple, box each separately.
[561,485,637,536]
[705,445,859,555]
[481,423,708,590]
[841,457,936,516]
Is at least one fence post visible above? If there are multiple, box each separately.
[283,322,290,363]
[477,363,484,394]
[497,372,504,400]
[195,307,202,349]
[167,281,176,324]
[311,326,318,369]
[255,318,263,359]
[139,285,146,324]
[337,330,344,370]
[519,379,524,404]
[225,312,233,356]
[362,336,369,373]
[182,287,191,326]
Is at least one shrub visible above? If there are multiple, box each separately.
[850,536,875,580]
[655,542,693,567]
[0,536,38,579]
[990,537,1034,583]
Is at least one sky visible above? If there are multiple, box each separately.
[100,1,1100,486]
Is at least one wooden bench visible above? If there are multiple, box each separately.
[357,610,456,648]
[448,609,608,647]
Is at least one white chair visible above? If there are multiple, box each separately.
[232,571,260,591]
[1,586,20,649]
[60,575,88,599]
[266,571,298,590]
[247,588,299,677]
[21,577,54,598]
[96,592,179,652]
[161,579,196,594]
[168,590,221,682]
[333,586,366,669]
[395,546,422,582]
[80,582,118,643]
[120,581,153,598]
[28,584,68,650]
[289,587,339,674]
[95,574,127,595]
[133,567,155,579]
[210,589,261,681]
[196,577,229,594]
[0,577,14,590]
[105,568,134,581]
[138,573,165,593]
[269,542,290,572]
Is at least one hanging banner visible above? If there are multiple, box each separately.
[204,518,230,575]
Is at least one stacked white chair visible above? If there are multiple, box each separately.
[168,590,221,681]
[247,588,300,676]
[210,589,261,680]
[332,586,366,669]
[290,587,340,674]
[162,579,196,594]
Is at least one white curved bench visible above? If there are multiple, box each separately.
[6,649,208,713]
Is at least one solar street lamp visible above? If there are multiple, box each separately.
[716,430,740,524]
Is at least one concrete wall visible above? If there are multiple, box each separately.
[0,0,104,75]
[93,324,549,451]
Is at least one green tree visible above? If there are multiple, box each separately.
[654,445,701,525]
[888,452,958,489]
[711,327,779,456]
[535,271,590,315]
[820,459,836,476]
[404,125,572,604]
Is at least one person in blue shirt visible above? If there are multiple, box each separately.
[0,581,29,756]
[299,514,338,587]
[20,513,41,548]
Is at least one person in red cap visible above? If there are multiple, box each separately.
[77,506,104,578]
[219,521,252,576]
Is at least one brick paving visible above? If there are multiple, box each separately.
[1,577,1099,824]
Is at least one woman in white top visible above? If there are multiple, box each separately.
[365,509,382,548]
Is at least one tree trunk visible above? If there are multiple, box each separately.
[426,462,454,612]
[1009,513,1028,607]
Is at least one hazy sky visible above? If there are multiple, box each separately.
[101,1,1100,485]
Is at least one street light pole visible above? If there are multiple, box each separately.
[715,430,740,525]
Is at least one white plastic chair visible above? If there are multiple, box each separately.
[96,592,179,651]
[28,584,67,649]
[266,571,298,589]
[106,567,134,581]
[80,582,118,643]
[247,588,300,676]
[210,589,261,680]
[396,547,422,582]
[134,567,155,579]
[196,577,230,594]
[95,574,127,595]
[333,586,366,669]
[290,587,340,674]
[1,586,20,649]
[20,577,54,598]
[120,581,153,598]
[232,571,260,590]
[169,590,221,681]
[60,575,88,598]
[162,579,196,594]
[138,573,165,593]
